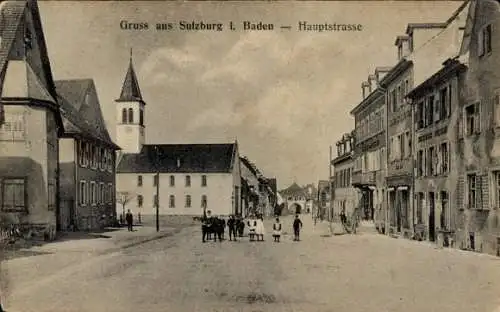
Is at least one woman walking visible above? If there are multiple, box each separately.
[272,217,282,242]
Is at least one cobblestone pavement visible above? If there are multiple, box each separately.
[3,215,500,312]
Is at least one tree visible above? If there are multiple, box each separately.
[116,192,135,219]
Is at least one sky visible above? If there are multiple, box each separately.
[38,1,462,189]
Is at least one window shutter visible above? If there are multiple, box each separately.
[447,85,452,118]
[495,94,500,127]
[477,175,483,210]
[436,146,442,175]
[475,102,481,134]
[434,97,440,122]
[478,28,484,56]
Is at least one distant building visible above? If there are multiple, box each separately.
[0,0,64,239]
[56,79,120,231]
[114,56,241,217]
[280,183,307,214]
[240,156,260,216]
[317,180,330,219]
[332,132,360,222]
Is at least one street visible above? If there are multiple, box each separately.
[2,216,500,312]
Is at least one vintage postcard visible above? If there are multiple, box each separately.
[0,0,499,311]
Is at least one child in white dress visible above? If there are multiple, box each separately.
[247,216,256,241]
[255,215,265,241]
[272,218,282,242]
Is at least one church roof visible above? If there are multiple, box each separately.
[116,54,143,103]
[116,143,237,174]
[56,79,119,149]
[279,182,306,196]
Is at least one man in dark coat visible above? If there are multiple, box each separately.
[202,210,213,242]
[125,209,134,232]
[213,216,223,242]
[227,215,238,241]
[293,214,303,241]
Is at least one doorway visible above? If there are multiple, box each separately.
[429,192,435,242]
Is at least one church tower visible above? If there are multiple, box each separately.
[115,49,145,154]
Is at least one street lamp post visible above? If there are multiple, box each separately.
[154,146,160,232]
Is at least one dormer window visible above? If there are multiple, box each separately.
[478,24,492,57]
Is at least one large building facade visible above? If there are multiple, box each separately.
[407,59,467,244]
[0,0,63,239]
[57,79,120,231]
[332,132,359,222]
[114,56,241,217]
[350,67,390,231]
[457,0,500,255]
[380,57,414,238]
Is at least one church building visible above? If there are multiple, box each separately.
[114,55,242,218]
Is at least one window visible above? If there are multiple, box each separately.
[169,175,175,187]
[467,173,477,209]
[439,87,448,120]
[398,45,403,60]
[201,175,207,187]
[406,131,411,157]
[494,92,500,127]
[201,195,207,208]
[1,178,26,212]
[139,109,144,126]
[427,95,435,126]
[440,191,449,230]
[128,108,134,123]
[440,142,449,173]
[427,147,434,176]
[185,195,191,208]
[137,175,143,187]
[100,182,105,204]
[79,181,86,205]
[169,195,175,208]
[494,171,500,209]
[465,103,480,135]
[391,89,397,112]
[91,181,96,205]
[416,100,424,129]
[185,175,191,187]
[0,113,25,141]
[153,175,159,187]
[137,195,143,207]
[122,108,127,123]
[478,24,492,57]
[417,150,423,177]
[108,183,113,204]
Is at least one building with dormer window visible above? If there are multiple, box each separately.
[56,79,120,231]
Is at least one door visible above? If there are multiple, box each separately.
[396,191,401,233]
[429,192,435,242]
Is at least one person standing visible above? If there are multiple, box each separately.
[247,215,256,241]
[273,217,282,242]
[256,214,265,241]
[125,209,134,232]
[293,214,303,241]
[228,215,237,241]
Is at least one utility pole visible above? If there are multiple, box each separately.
[155,146,160,232]
[329,145,334,234]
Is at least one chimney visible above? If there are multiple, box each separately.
[361,81,370,99]
[368,74,377,92]
[375,67,391,85]
[395,35,410,61]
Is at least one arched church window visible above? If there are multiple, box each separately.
[121,108,127,123]
[128,108,134,123]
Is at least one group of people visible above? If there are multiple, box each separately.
[200,210,304,243]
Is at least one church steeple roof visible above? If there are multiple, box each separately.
[117,49,144,103]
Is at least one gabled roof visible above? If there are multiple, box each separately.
[116,143,237,174]
[55,79,119,149]
[116,54,144,103]
[279,182,306,196]
[459,0,477,55]
[0,0,63,131]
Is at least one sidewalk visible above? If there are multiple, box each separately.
[0,225,180,296]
